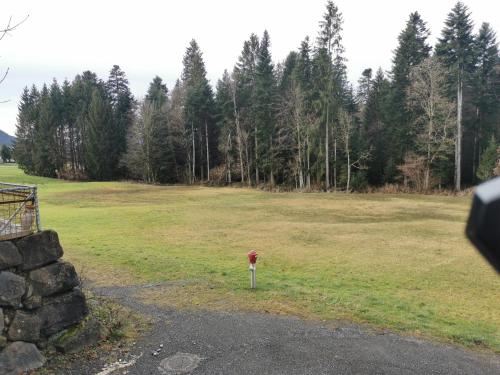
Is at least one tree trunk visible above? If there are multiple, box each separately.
[296,110,304,189]
[269,134,274,187]
[187,146,192,183]
[191,122,195,183]
[205,120,210,181]
[227,133,232,183]
[306,131,311,189]
[425,116,432,191]
[333,130,337,191]
[346,134,350,193]
[254,125,259,185]
[455,73,463,191]
[69,126,76,173]
[245,142,251,186]
[472,106,479,181]
[424,166,430,191]
[325,102,330,191]
[231,81,245,184]
[235,120,244,184]
[293,92,304,189]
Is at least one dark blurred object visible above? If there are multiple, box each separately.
[466,177,500,273]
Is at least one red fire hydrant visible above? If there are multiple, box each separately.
[247,250,258,289]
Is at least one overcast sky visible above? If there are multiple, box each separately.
[1,0,498,136]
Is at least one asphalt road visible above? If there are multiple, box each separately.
[61,284,500,375]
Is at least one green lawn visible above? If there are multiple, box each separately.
[1,164,498,351]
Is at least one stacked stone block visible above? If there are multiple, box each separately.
[0,230,88,374]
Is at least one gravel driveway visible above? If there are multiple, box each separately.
[59,283,500,375]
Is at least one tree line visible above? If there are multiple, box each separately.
[14,1,500,191]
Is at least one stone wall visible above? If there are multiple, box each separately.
[0,230,88,374]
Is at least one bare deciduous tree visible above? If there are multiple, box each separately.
[228,75,247,185]
[0,16,28,102]
[123,101,156,183]
[398,153,428,192]
[338,109,370,192]
[407,57,455,191]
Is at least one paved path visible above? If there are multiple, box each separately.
[62,284,499,375]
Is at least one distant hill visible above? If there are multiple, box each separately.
[0,129,15,147]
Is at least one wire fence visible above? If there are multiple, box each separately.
[0,182,41,241]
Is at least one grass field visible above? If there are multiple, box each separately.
[1,164,498,352]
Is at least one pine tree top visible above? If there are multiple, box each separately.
[182,39,208,86]
[391,11,431,85]
[436,1,476,71]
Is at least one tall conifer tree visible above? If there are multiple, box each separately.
[471,23,500,178]
[254,30,277,184]
[390,12,431,168]
[106,65,134,178]
[182,40,216,182]
[436,2,476,190]
[316,0,343,190]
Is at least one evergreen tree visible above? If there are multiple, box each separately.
[14,86,38,174]
[362,69,392,185]
[295,38,312,91]
[436,1,476,190]
[125,76,170,184]
[33,84,58,177]
[357,68,372,107]
[275,51,300,186]
[71,71,104,174]
[49,79,65,173]
[233,33,260,185]
[477,136,499,181]
[146,76,171,183]
[1,145,12,163]
[316,0,344,190]
[254,30,277,185]
[106,65,135,178]
[182,40,216,182]
[390,12,431,165]
[294,37,314,188]
[60,79,79,176]
[167,80,189,183]
[146,76,168,106]
[215,70,237,183]
[471,23,500,179]
[85,87,113,180]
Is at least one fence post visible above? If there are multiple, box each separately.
[33,186,42,232]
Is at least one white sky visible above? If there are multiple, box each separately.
[1,0,498,136]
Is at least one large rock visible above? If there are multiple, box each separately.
[0,341,45,375]
[22,290,42,310]
[0,242,22,270]
[15,230,63,271]
[7,310,42,342]
[52,318,106,354]
[0,271,26,308]
[29,261,79,297]
[37,289,88,336]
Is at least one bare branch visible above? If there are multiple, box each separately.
[0,68,9,85]
[0,15,29,103]
[0,15,29,41]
